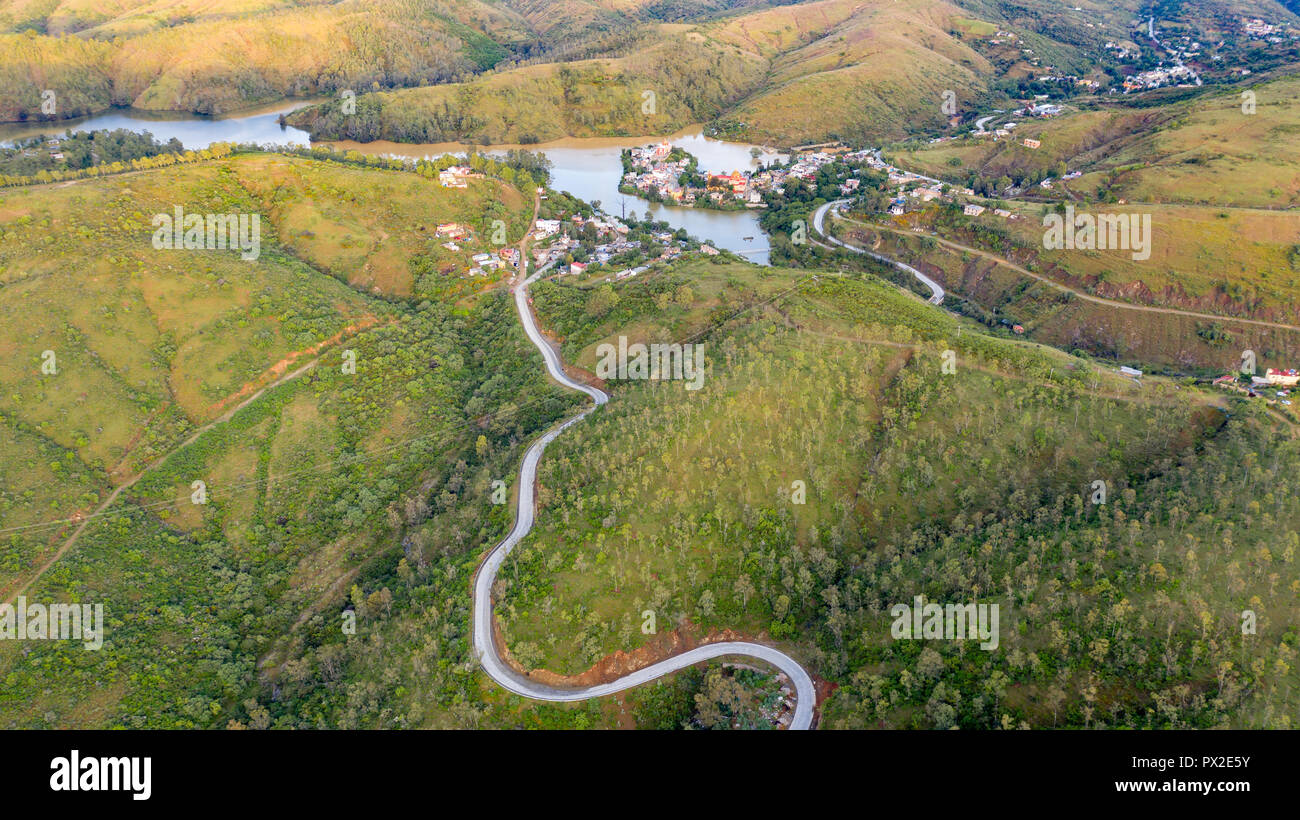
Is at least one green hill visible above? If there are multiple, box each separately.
[289,0,1114,146]
[894,72,1300,209]
[0,0,534,121]
[0,151,568,730]
[491,257,1297,728]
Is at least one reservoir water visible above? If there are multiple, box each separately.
[329,128,781,264]
[1,102,776,263]
[0,99,317,151]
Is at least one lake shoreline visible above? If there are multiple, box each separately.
[0,107,776,264]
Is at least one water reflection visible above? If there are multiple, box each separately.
[1,105,775,263]
[325,127,783,264]
[0,99,317,150]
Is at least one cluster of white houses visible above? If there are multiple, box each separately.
[623,141,890,208]
[624,141,766,206]
[530,212,691,278]
[437,165,482,188]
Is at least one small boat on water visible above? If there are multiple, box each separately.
[743,235,754,241]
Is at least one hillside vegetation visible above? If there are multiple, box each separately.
[496,258,1298,728]
[0,149,531,604]
[0,0,533,121]
[290,29,767,144]
[0,0,790,123]
[894,73,1300,209]
[707,0,999,144]
[0,148,602,729]
[824,203,1300,373]
[5,0,1300,734]
[290,0,1110,146]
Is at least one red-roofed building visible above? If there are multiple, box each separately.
[1266,368,1300,386]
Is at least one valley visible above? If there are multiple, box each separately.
[1,0,1299,741]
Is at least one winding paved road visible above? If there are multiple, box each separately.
[849,217,1300,333]
[469,260,816,729]
[813,200,945,304]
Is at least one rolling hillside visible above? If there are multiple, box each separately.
[0,148,532,602]
[0,0,534,121]
[287,0,1162,147]
[824,201,1300,369]
[3,0,1300,737]
[0,148,576,728]
[290,0,1010,145]
[0,0,788,123]
[288,27,769,143]
[708,0,1001,144]
[492,257,1299,728]
[894,72,1300,209]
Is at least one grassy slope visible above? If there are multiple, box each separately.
[0,149,531,662]
[6,239,1294,729]
[980,203,1300,321]
[0,149,591,729]
[229,153,531,297]
[708,0,999,144]
[872,74,1300,370]
[288,25,769,143]
[895,73,1300,209]
[0,291,579,729]
[1,159,1295,729]
[291,0,1090,146]
[0,157,379,582]
[0,0,533,120]
[829,202,1300,372]
[495,258,1297,728]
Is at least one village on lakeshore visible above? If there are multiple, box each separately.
[621,140,765,209]
[619,139,1018,221]
[430,133,1048,284]
[435,163,700,282]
